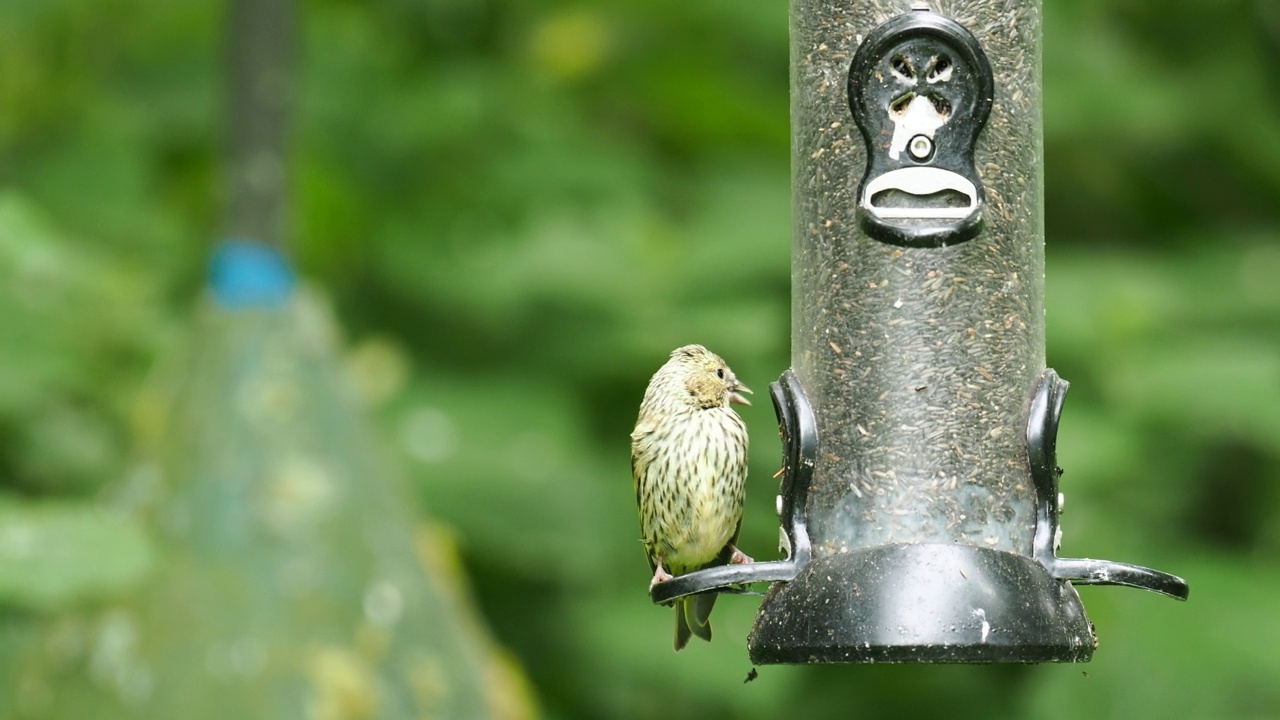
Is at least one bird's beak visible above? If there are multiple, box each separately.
[729,383,753,406]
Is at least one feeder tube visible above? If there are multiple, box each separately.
[792,0,1043,556]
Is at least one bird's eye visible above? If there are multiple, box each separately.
[716,368,725,379]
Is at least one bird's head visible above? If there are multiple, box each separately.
[671,344,752,409]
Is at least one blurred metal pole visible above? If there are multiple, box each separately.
[226,0,293,249]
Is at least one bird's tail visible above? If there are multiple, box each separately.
[674,593,717,651]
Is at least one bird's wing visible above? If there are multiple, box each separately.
[631,419,658,573]
[630,421,650,500]
[630,418,658,498]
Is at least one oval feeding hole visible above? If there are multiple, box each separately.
[890,53,915,82]
[927,54,954,83]
[928,93,953,117]
[870,187,971,210]
[890,92,915,117]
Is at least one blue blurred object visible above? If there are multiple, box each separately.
[209,239,296,308]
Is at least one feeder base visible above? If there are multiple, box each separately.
[747,542,1095,664]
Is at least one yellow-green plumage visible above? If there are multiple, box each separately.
[632,344,752,651]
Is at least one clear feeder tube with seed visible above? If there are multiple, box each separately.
[793,1,1042,558]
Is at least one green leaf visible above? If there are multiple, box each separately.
[0,498,153,610]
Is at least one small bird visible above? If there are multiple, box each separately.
[631,344,753,650]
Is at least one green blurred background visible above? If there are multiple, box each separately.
[2,0,1278,718]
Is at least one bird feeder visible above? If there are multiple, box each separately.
[650,0,1188,663]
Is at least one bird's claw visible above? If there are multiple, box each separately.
[649,565,675,591]
[729,546,754,565]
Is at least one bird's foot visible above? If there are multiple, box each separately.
[649,564,674,591]
[729,545,754,565]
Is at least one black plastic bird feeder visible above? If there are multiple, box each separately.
[650,0,1188,663]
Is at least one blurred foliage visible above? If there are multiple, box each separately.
[0,0,1277,718]
[0,496,152,610]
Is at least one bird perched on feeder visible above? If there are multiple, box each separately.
[631,344,753,650]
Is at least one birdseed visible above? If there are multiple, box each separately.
[789,0,1044,554]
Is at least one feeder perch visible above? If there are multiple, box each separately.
[650,2,1187,664]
